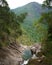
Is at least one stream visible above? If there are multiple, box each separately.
[21,54,38,65]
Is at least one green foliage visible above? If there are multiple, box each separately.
[0,0,27,47]
[13,2,50,45]
[17,13,27,23]
[17,19,48,45]
[40,0,52,64]
[40,12,52,56]
[33,21,48,43]
[42,0,52,8]
[39,13,52,65]
[17,34,34,46]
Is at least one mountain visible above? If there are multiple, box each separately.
[12,2,48,45]
[12,2,42,21]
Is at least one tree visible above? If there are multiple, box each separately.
[0,0,27,47]
[43,0,52,8]
[17,13,27,23]
[39,0,52,64]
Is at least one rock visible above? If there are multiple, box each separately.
[0,43,48,65]
[31,54,38,59]
[0,43,25,65]
[30,43,42,54]
[26,57,50,65]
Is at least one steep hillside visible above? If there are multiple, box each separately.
[12,2,48,45]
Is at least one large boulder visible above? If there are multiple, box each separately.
[30,43,42,54]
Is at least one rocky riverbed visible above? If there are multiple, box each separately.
[0,43,50,65]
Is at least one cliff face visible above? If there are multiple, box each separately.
[0,43,24,65]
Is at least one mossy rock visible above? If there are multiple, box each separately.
[22,49,32,60]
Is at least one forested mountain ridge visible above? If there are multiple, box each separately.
[12,2,42,20]
[12,2,48,45]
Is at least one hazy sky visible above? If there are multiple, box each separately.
[6,0,44,9]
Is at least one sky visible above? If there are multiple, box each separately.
[6,0,44,9]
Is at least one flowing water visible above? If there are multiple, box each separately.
[21,54,38,65]
[21,60,29,65]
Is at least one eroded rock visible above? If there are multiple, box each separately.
[0,43,25,65]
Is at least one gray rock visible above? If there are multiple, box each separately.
[0,43,24,65]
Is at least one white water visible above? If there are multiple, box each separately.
[21,60,29,65]
[32,54,38,59]
[21,54,38,65]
